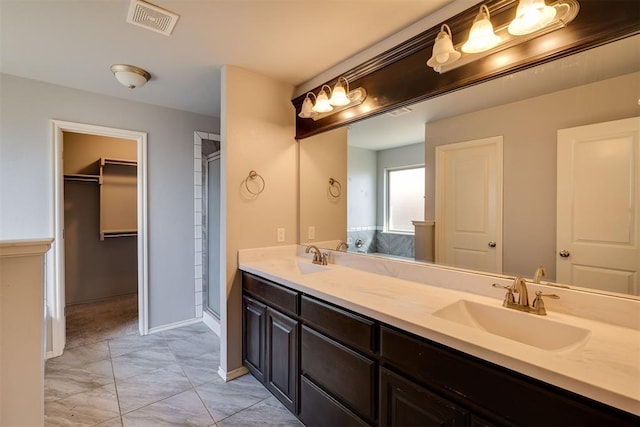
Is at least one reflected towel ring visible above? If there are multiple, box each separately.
[244,170,265,195]
[328,178,341,198]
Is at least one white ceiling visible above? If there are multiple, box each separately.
[0,0,454,118]
[348,35,640,150]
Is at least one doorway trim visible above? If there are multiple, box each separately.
[49,120,149,358]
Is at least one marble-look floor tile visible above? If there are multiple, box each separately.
[111,345,177,381]
[122,389,214,427]
[95,416,124,426]
[47,341,111,369]
[195,374,271,422]
[116,364,193,413]
[45,358,114,402]
[158,322,212,342]
[218,396,302,427]
[45,382,120,426]
[108,333,167,358]
[167,331,219,360]
[176,351,220,386]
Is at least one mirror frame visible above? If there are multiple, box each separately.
[291,0,640,140]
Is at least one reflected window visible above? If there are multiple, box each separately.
[386,166,425,233]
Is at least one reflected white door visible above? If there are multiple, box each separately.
[436,136,503,273]
[557,117,640,295]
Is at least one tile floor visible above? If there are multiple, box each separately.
[45,299,302,426]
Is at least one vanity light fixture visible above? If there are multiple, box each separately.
[508,0,557,35]
[462,5,501,53]
[426,24,460,70]
[298,76,367,120]
[110,64,151,89]
[426,0,579,74]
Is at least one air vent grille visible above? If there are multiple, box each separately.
[387,107,413,117]
[127,0,179,36]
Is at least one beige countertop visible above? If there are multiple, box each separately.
[238,246,640,416]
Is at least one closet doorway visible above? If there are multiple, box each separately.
[50,121,148,359]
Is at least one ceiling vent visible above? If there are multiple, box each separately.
[387,107,413,117]
[127,0,179,36]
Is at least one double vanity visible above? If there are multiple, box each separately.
[239,245,639,426]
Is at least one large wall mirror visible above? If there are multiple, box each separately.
[299,34,640,298]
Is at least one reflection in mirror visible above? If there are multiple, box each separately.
[299,35,640,298]
[299,127,348,249]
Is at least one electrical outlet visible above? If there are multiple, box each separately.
[308,226,315,240]
[277,227,285,242]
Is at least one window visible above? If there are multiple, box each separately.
[386,166,425,233]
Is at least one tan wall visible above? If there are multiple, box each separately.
[299,127,347,247]
[425,71,640,280]
[221,65,297,374]
[0,240,51,426]
[63,132,136,174]
[63,132,137,304]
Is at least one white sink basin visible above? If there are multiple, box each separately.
[432,300,591,352]
[295,261,330,275]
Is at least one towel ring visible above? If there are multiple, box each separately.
[328,178,341,198]
[244,170,265,195]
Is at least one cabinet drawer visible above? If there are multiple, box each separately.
[300,375,369,427]
[380,326,637,426]
[301,295,375,355]
[302,325,375,423]
[242,272,298,315]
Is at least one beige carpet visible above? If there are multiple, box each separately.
[65,293,138,349]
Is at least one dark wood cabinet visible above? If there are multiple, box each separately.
[242,271,639,427]
[266,307,299,413]
[301,325,376,424]
[242,295,266,383]
[380,367,468,427]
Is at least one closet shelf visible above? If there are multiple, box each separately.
[64,174,100,183]
[101,158,137,167]
[101,230,137,239]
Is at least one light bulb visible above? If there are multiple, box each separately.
[312,88,333,113]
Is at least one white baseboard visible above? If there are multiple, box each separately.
[218,365,249,382]
[202,311,220,336]
[45,350,56,360]
[148,317,201,334]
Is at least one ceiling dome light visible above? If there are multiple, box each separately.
[329,77,351,106]
[427,24,460,70]
[462,5,501,53]
[312,86,334,113]
[508,0,556,36]
[110,64,151,89]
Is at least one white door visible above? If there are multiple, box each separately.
[436,136,503,273]
[557,117,640,295]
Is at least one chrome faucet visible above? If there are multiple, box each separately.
[533,266,547,284]
[305,245,328,265]
[335,241,349,251]
[492,277,559,315]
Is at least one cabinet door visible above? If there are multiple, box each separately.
[243,296,266,383]
[266,307,299,413]
[380,367,467,427]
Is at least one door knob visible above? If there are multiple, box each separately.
[559,250,570,258]
[488,241,496,248]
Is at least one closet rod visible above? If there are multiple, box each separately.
[100,158,137,167]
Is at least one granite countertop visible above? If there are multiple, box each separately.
[238,246,640,416]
